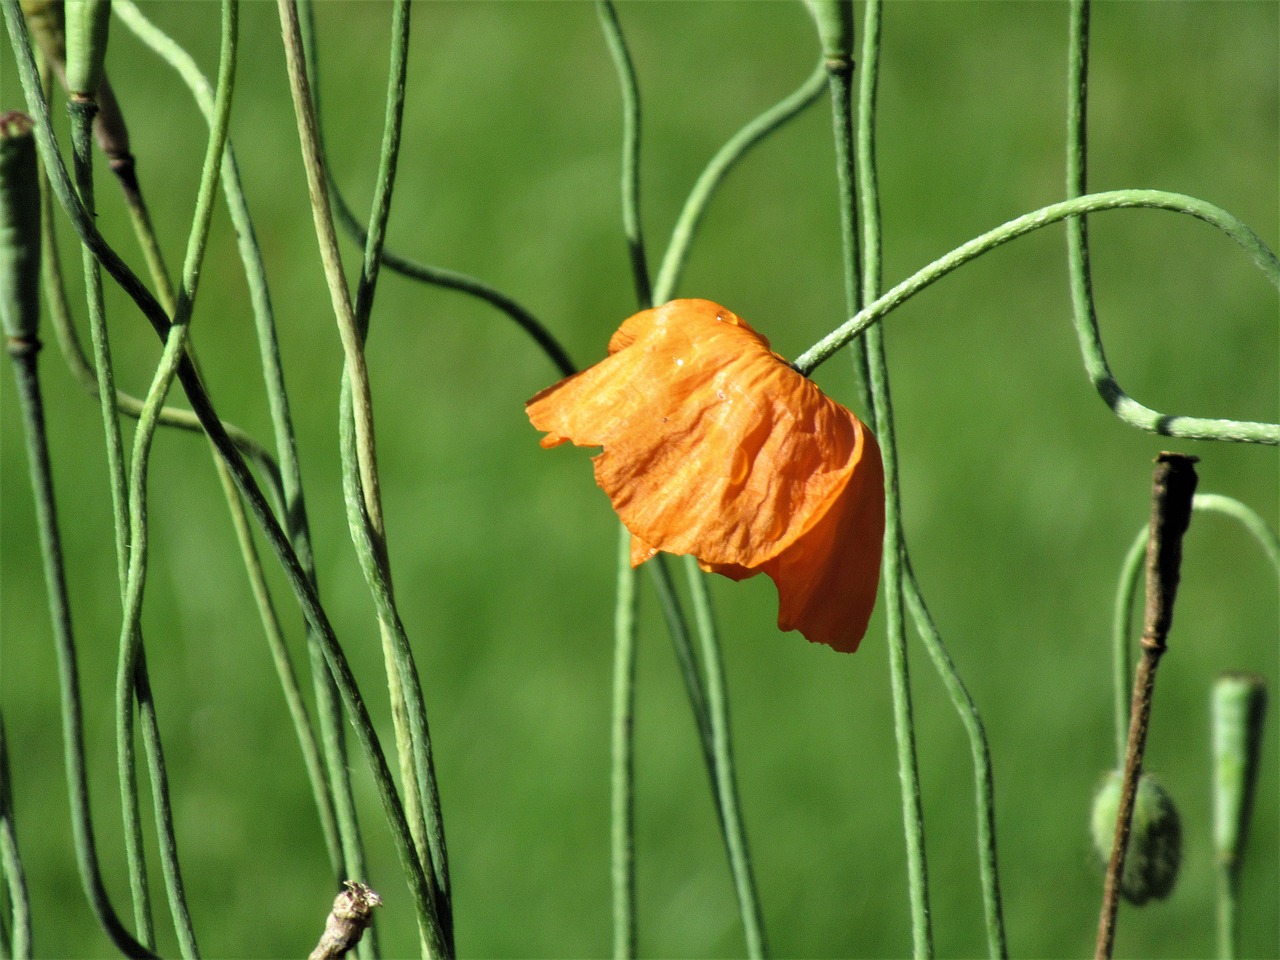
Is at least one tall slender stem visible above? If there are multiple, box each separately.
[825,4,932,954]
[609,526,637,959]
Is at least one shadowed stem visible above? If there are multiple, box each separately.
[1095,454,1198,960]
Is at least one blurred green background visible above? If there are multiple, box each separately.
[2,2,1277,957]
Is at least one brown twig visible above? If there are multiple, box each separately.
[1094,453,1198,960]
[308,881,382,960]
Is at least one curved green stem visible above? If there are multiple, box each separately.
[901,559,1006,958]
[652,60,827,303]
[596,6,645,954]
[794,189,1279,445]
[297,0,573,380]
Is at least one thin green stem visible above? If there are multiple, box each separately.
[851,21,1009,945]
[1111,529,1146,766]
[113,0,366,891]
[597,5,774,949]
[132,667,197,958]
[1217,863,1238,960]
[901,559,1006,959]
[213,458,340,866]
[339,385,452,953]
[682,556,766,958]
[5,4,438,941]
[284,6,454,949]
[4,338,156,960]
[644,559,716,807]
[596,0,650,309]
[826,4,932,955]
[290,3,452,948]
[0,713,30,960]
[114,6,240,957]
[653,60,826,303]
[596,6,645,954]
[825,60,872,420]
[67,89,156,952]
[610,526,637,960]
[794,189,1279,445]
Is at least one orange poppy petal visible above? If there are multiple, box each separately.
[527,298,884,652]
[529,300,858,565]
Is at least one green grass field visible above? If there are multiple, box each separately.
[1,2,1276,956]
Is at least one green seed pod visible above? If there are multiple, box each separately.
[802,0,854,64]
[1213,672,1267,871]
[1090,770,1182,906]
[0,112,42,343]
[64,0,111,97]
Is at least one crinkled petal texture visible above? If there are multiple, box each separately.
[527,299,884,653]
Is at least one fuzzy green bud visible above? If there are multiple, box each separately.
[1212,672,1267,871]
[64,0,111,97]
[1091,771,1182,906]
[0,112,42,343]
[802,0,854,65]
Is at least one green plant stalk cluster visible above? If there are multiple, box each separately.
[110,0,368,895]
[4,323,156,960]
[276,1,451,954]
[4,2,442,948]
[67,77,158,957]
[107,5,241,956]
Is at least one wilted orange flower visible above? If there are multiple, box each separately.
[527,299,884,653]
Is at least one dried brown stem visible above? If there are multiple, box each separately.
[308,881,382,960]
[1094,453,1198,960]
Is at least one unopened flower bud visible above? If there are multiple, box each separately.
[0,112,41,343]
[1091,770,1182,906]
[64,0,111,97]
[802,0,854,65]
[1213,672,1267,871]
